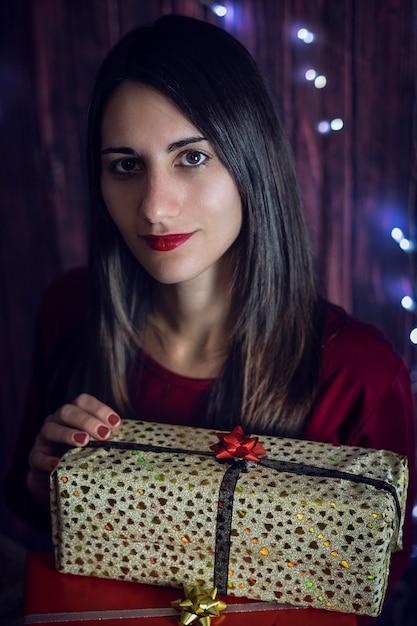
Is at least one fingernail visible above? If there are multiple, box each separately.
[97,425,110,438]
[108,413,120,427]
[74,432,88,445]
[50,459,59,469]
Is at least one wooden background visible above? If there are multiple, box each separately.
[0,0,416,547]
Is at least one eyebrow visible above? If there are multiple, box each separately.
[101,136,207,156]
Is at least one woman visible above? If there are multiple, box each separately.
[7,13,415,611]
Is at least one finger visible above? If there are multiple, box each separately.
[42,419,98,447]
[46,406,114,442]
[72,393,121,428]
[29,446,61,474]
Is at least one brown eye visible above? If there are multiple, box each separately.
[186,151,202,164]
[108,157,141,175]
[120,158,137,171]
[180,150,209,167]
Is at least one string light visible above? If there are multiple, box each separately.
[391,227,416,253]
[330,118,344,131]
[314,75,327,89]
[399,238,416,252]
[390,227,417,345]
[297,28,315,43]
[293,21,415,357]
[295,23,416,356]
[318,121,331,134]
[304,68,328,91]
[401,296,416,311]
[199,0,227,17]
[305,69,317,81]
[391,227,404,242]
[317,118,344,134]
[212,3,227,16]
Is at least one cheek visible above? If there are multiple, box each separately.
[214,183,242,234]
[101,183,133,231]
[204,173,242,220]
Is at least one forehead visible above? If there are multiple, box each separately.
[101,82,200,142]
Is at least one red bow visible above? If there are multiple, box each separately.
[210,425,266,462]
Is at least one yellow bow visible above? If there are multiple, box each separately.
[171,584,227,625]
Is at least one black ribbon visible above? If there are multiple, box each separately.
[86,439,402,594]
[213,460,246,593]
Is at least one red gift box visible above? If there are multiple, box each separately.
[24,552,357,625]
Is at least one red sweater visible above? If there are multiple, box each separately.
[6,267,416,603]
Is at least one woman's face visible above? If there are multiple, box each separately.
[101,83,242,288]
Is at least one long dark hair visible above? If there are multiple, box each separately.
[86,14,324,436]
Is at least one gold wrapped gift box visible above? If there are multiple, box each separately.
[50,420,408,616]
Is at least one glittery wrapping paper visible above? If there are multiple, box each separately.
[50,420,408,617]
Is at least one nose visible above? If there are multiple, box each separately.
[138,170,181,224]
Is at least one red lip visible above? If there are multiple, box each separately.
[142,233,193,252]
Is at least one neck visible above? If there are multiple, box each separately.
[143,267,234,378]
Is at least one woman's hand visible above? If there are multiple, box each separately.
[27,393,121,506]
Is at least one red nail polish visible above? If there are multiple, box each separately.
[97,425,110,438]
[50,459,59,469]
[74,432,88,445]
[108,413,120,427]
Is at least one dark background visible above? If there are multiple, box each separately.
[0,0,416,550]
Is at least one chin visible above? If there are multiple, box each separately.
[139,264,203,286]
